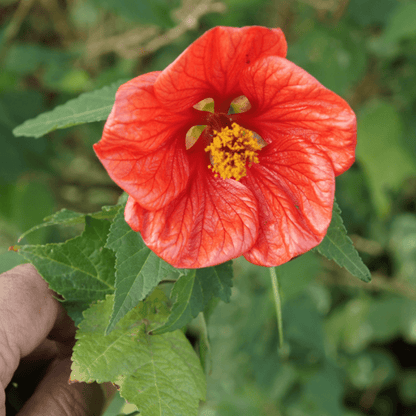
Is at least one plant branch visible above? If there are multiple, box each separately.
[142,0,226,55]
[84,0,226,61]
[318,262,416,301]
[0,0,37,62]
[39,0,75,44]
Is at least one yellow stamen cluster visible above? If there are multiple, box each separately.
[205,122,261,181]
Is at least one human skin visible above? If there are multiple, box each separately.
[0,264,116,416]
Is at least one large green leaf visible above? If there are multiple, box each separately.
[105,207,178,334]
[18,205,122,242]
[18,217,115,324]
[13,80,126,138]
[152,262,233,335]
[287,23,367,96]
[314,201,371,282]
[71,291,206,416]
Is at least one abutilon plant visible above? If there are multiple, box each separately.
[94,25,356,269]
[8,17,374,415]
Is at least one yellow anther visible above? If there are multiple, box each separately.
[204,122,262,181]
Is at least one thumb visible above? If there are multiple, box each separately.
[17,357,115,416]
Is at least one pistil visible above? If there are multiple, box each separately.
[205,122,262,181]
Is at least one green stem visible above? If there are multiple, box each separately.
[270,266,284,349]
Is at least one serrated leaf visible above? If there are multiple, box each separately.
[71,291,206,416]
[105,208,178,334]
[18,217,115,323]
[314,200,371,282]
[152,262,233,335]
[117,413,140,416]
[18,205,122,242]
[13,80,126,138]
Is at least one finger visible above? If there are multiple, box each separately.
[47,304,77,358]
[0,264,61,416]
[16,357,115,416]
[13,339,59,379]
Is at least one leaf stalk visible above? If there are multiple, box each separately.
[270,266,284,349]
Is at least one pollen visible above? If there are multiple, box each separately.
[205,122,262,181]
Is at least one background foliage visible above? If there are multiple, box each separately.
[1,0,416,415]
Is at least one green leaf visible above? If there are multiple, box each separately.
[0,251,27,274]
[152,262,234,335]
[314,200,371,282]
[401,298,416,343]
[389,214,416,285]
[367,297,403,342]
[18,217,115,324]
[356,100,416,216]
[347,0,397,26]
[279,251,321,301]
[0,91,46,182]
[383,1,416,44]
[302,364,345,416]
[284,295,326,359]
[346,350,397,390]
[18,205,122,242]
[71,291,206,416]
[325,297,371,353]
[117,412,140,416]
[13,80,126,138]
[5,44,72,75]
[105,207,178,334]
[11,178,55,244]
[287,23,367,95]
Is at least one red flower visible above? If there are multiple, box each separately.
[94,26,356,268]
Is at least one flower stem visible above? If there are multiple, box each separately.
[270,266,284,349]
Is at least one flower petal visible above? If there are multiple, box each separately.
[94,137,190,211]
[125,164,259,268]
[154,26,287,112]
[238,56,356,176]
[97,71,193,154]
[125,196,144,232]
[242,138,335,267]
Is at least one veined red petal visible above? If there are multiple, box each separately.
[96,72,192,154]
[238,56,356,176]
[94,137,190,211]
[125,164,259,268]
[125,196,144,232]
[154,26,287,112]
[242,138,335,267]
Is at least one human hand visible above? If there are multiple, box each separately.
[0,264,116,416]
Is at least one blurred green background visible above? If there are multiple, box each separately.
[1,0,416,415]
